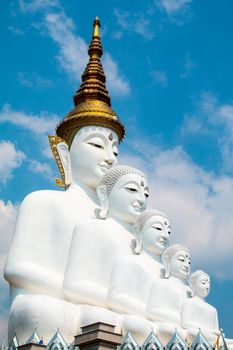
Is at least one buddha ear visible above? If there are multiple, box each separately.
[162,255,170,278]
[132,225,142,254]
[97,185,109,219]
[48,135,72,188]
[56,141,72,186]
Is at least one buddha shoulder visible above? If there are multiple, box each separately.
[20,189,71,211]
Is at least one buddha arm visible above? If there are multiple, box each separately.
[108,292,146,316]
[146,282,180,324]
[64,280,107,307]
[181,300,198,329]
[5,262,63,297]
[4,193,65,298]
[107,259,147,316]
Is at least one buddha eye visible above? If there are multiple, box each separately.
[145,192,149,198]
[178,257,185,262]
[125,185,138,193]
[88,142,104,149]
[155,227,162,231]
[126,188,138,192]
[168,230,171,235]
[113,151,118,157]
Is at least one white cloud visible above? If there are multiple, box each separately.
[181,91,233,172]
[120,140,233,280]
[180,53,195,79]
[0,142,25,184]
[158,0,192,14]
[157,0,193,24]
[7,26,25,35]
[103,53,131,96]
[0,104,59,135]
[28,159,53,180]
[17,71,53,89]
[150,70,168,87]
[19,0,60,12]
[45,12,88,80]
[113,8,154,40]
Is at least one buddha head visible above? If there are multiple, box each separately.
[162,244,190,279]
[70,126,119,189]
[189,270,210,298]
[133,210,171,255]
[48,17,125,191]
[97,165,149,224]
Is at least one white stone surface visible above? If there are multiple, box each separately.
[4,126,119,343]
[107,211,170,343]
[181,270,220,346]
[63,167,149,315]
[146,245,191,344]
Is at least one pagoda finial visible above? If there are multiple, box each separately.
[93,16,100,38]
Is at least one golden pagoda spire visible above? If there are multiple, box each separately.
[56,17,125,148]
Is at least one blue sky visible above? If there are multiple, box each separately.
[1,0,233,340]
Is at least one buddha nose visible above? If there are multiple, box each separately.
[137,192,146,208]
[105,149,116,165]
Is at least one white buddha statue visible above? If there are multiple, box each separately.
[146,244,191,345]
[181,270,220,346]
[4,18,125,344]
[63,165,149,331]
[107,210,171,344]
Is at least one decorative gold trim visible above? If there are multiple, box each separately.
[48,135,66,188]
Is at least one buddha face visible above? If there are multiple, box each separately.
[108,174,149,224]
[142,215,171,256]
[194,274,210,298]
[69,126,119,189]
[169,250,190,280]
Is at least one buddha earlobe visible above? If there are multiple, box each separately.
[162,255,170,278]
[97,185,109,219]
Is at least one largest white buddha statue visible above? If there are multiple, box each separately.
[4,18,125,344]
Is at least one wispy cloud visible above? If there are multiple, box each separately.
[27,159,53,180]
[180,53,195,79]
[103,53,131,95]
[150,70,168,87]
[7,26,25,35]
[0,104,59,135]
[0,104,59,158]
[113,8,154,40]
[0,142,25,184]
[44,12,88,80]
[19,0,60,12]
[17,71,53,89]
[181,91,233,172]
[157,0,193,24]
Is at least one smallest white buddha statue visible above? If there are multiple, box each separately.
[181,270,220,346]
[107,209,171,344]
[146,244,190,345]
